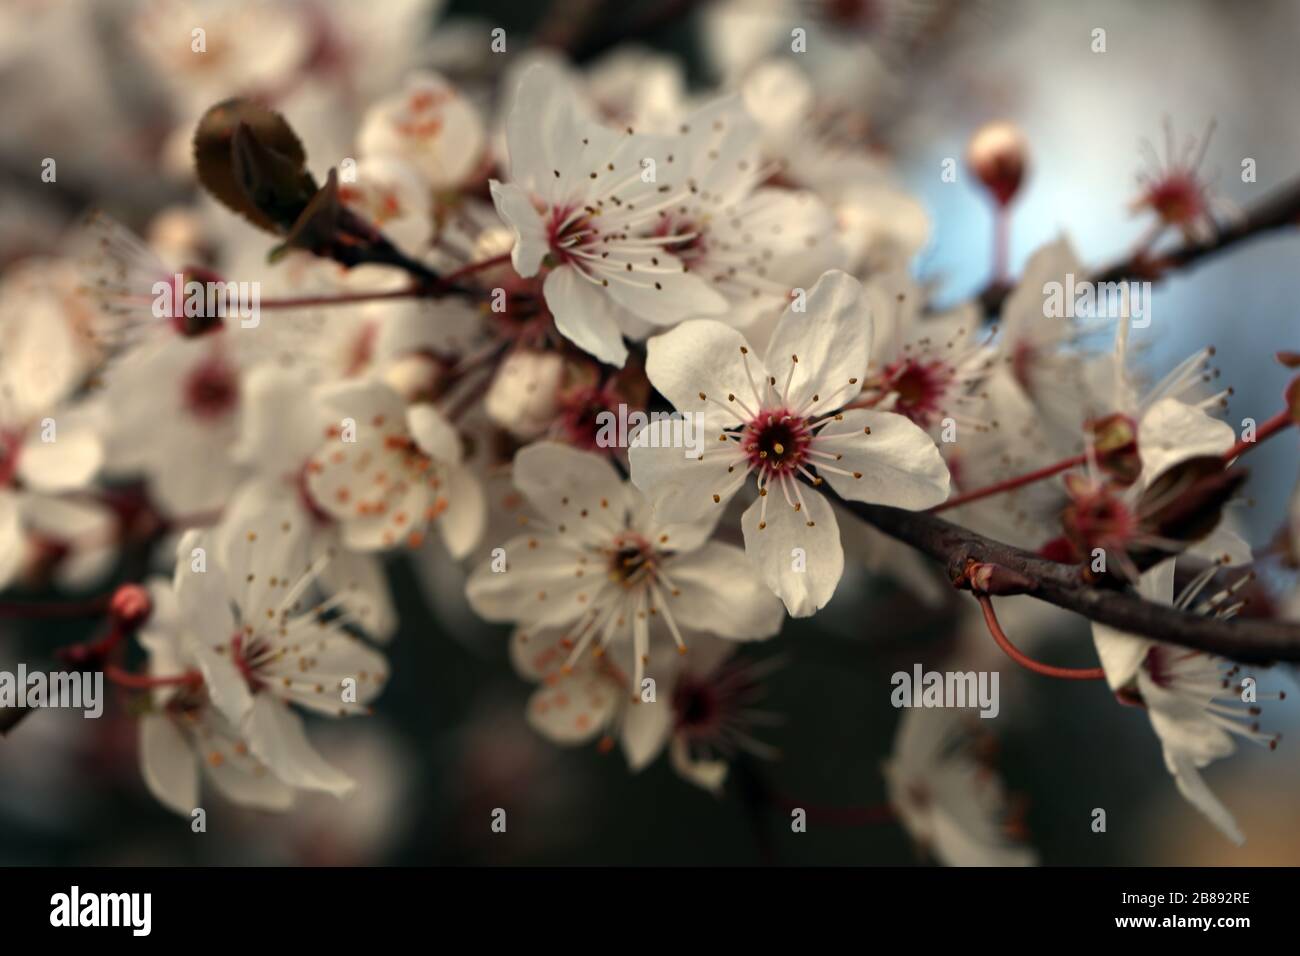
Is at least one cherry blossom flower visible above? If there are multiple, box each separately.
[231,365,399,639]
[173,501,389,796]
[100,332,244,517]
[1131,118,1237,246]
[137,578,294,815]
[489,61,729,366]
[483,349,566,441]
[994,237,1104,449]
[629,270,950,616]
[358,71,485,191]
[859,268,996,438]
[0,270,104,587]
[739,60,928,274]
[335,155,433,253]
[884,706,1037,867]
[467,442,784,691]
[303,378,486,557]
[1091,559,1281,844]
[505,622,666,770]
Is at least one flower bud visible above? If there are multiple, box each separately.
[1086,413,1141,485]
[383,352,444,403]
[110,583,153,630]
[966,121,1029,207]
[485,350,564,440]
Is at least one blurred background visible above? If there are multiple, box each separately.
[0,0,1297,865]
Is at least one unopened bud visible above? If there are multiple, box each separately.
[966,121,1029,207]
[109,583,152,629]
[485,350,564,440]
[383,352,443,402]
[1086,413,1141,485]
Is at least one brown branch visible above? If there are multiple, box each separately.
[979,176,1300,316]
[832,493,1300,664]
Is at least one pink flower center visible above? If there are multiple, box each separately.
[884,357,954,427]
[607,533,657,587]
[742,409,812,478]
[183,354,239,421]
[1143,171,1207,227]
[547,205,595,265]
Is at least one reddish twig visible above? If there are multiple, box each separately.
[104,664,203,691]
[975,593,1106,680]
[1222,408,1295,462]
[979,176,1300,317]
[929,453,1086,514]
[829,492,1300,663]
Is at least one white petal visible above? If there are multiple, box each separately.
[232,364,322,472]
[503,60,609,196]
[173,529,236,650]
[620,698,673,771]
[317,378,408,429]
[317,548,397,641]
[244,694,355,797]
[513,441,627,545]
[764,270,869,416]
[214,493,311,625]
[664,542,785,641]
[543,266,629,366]
[204,751,295,811]
[741,484,843,617]
[817,409,949,509]
[525,666,621,746]
[644,319,766,433]
[1090,624,1151,693]
[489,180,548,277]
[1165,751,1244,845]
[669,735,728,793]
[406,402,462,465]
[1138,398,1234,488]
[139,715,199,817]
[0,490,23,590]
[465,534,591,628]
[601,252,728,326]
[436,463,487,559]
[629,419,746,525]
[17,427,101,492]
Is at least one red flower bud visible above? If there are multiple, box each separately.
[966,121,1029,207]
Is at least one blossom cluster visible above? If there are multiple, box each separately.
[2,0,1297,866]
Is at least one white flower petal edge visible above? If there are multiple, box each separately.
[489,180,548,277]
[139,714,200,817]
[244,694,355,798]
[816,409,949,509]
[741,484,842,617]
[542,267,630,367]
[763,270,871,417]
[1138,397,1235,490]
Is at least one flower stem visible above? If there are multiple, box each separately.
[1222,408,1295,462]
[0,593,113,620]
[929,453,1087,514]
[104,664,202,691]
[254,253,515,311]
[975,593,1106,680]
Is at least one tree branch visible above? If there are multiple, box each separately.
[833,494,1300,664]
[979,176,1300,316]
